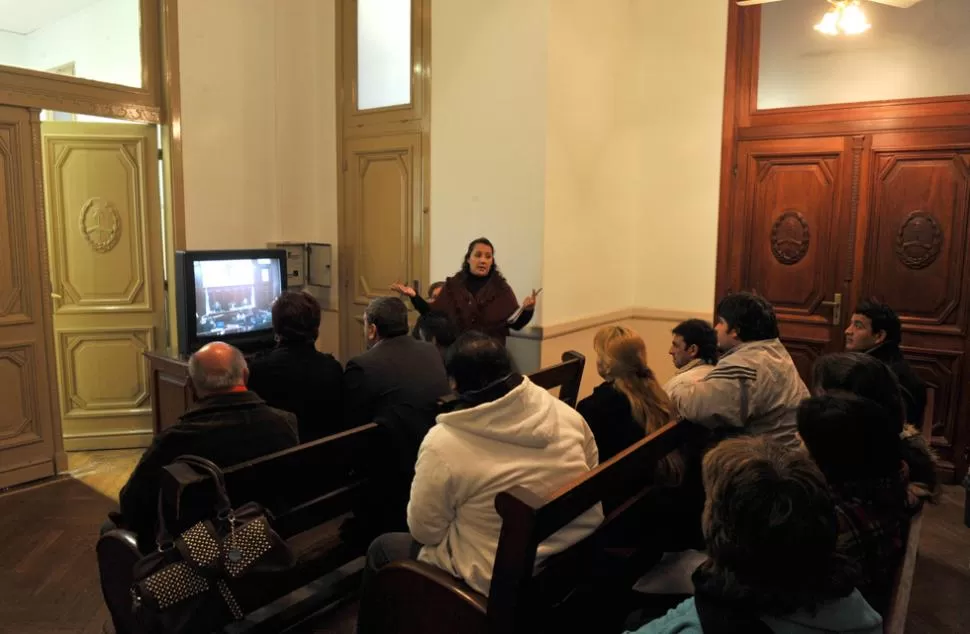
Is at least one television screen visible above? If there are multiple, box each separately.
[192,257,283,339]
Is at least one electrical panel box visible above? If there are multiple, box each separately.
[306,243,333,288]
[268,242,333,288]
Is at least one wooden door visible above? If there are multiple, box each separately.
[725,137,850,381]
[0,106,63,487]
[852,130,970,478]
[41,122,165,451]
[341,133,425,360]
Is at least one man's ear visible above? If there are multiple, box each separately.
[242,366,250,386]
[873,329,887,345]
[687,343,699,358]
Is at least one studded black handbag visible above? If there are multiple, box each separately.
[129,455,294,634]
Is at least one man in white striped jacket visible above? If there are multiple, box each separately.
[672,293,808,450]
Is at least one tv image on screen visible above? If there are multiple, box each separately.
[174,249,287,354]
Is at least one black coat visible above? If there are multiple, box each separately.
[342,336,451,538]
[119,391,298,552]
[343,335,451,430]
[869,343,927,428]
[577,381,646,463]
[247,342,344,441]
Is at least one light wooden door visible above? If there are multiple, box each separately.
[41,122,165,451]
[0,107,64,487]
[341,133,425,360]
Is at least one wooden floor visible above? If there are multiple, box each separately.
[0,450,967,634]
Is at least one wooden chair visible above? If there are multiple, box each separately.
[362,420,693,634]
[883,510,924,634]
[96,423,381,634]
[526,351,585,407]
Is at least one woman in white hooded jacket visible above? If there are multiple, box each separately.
[360,332,604,600]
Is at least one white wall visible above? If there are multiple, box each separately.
[632,0,727,314]
[542,0,639,327]
[24,0,141,88]
[179,0,280,251]
[429,0,550,320]
[760,0,970,109]
[0,31,26,68]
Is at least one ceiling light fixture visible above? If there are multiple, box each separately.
[814,0,872,36]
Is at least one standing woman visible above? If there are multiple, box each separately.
[432,237,539,346]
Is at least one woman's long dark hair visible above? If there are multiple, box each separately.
[460,237,501,277]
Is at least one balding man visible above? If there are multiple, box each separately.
[117,342,298,551]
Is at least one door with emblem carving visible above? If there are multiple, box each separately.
[722,137,853,381]
[41,122,165,451]
[0,106,64,488]
[850,129,970,478]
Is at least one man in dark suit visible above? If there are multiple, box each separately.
[342,296,451,540]
[117,342,298,552]
[845,300,927,428]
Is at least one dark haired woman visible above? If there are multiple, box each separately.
[247,290,343,442]
[429,237,539,346]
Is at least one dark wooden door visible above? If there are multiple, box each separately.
[851,130,970,478]
[724,137,851,381]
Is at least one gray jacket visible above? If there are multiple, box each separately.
[672,338,808,449]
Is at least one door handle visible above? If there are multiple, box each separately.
[50,292,62,300]
[820,293,842,325]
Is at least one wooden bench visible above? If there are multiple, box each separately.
[528,351,585,408]
[97,352,588,633]
[360,420,693,634]
[97,423,381,634]
[883,510,924,634]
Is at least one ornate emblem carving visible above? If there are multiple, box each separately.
[771,210,810,265]
[79,198,121,253]
[895,210,942,270]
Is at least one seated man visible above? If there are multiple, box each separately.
[343,297,451,538]
[247,290,343,442]
[361,332,603,599]
[797,393,909,614]
[812,351,939,506]
[117,342,298,552]
[845,300,927,428]
[663,318,718,399]
[413,309,459,358]
[672,292,808,449]
[631,437,882,634]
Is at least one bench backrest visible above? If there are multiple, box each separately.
[883,510,923,634]
[526,351,585,407]
[487,420,692,632]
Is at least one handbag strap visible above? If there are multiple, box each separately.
[154,455,234,549]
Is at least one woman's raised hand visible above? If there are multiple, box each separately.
[390,282,417,297]
[522,288,542,310]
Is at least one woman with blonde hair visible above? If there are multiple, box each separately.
[577,325,680,480]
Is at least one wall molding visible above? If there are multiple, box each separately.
[510,306,714,342]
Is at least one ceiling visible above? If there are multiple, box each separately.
[0,0,103,35]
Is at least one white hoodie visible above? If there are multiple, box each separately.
[407,376,604,596]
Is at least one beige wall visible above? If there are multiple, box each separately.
[429,0,549,320]
[178,0,341,354]
[542,0,639,327]
[632,0,727,314]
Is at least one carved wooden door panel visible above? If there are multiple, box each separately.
[341,133,425,361]
[727,137,851,382]
[0,106,63,487]
[41,123,165,451]
[853,130,970,478]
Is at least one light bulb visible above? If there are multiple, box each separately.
[839,1,871,35]
[814,9,840,35]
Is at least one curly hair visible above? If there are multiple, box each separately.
[697,437,855,616]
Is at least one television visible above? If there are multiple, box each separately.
[174,249,287,354]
